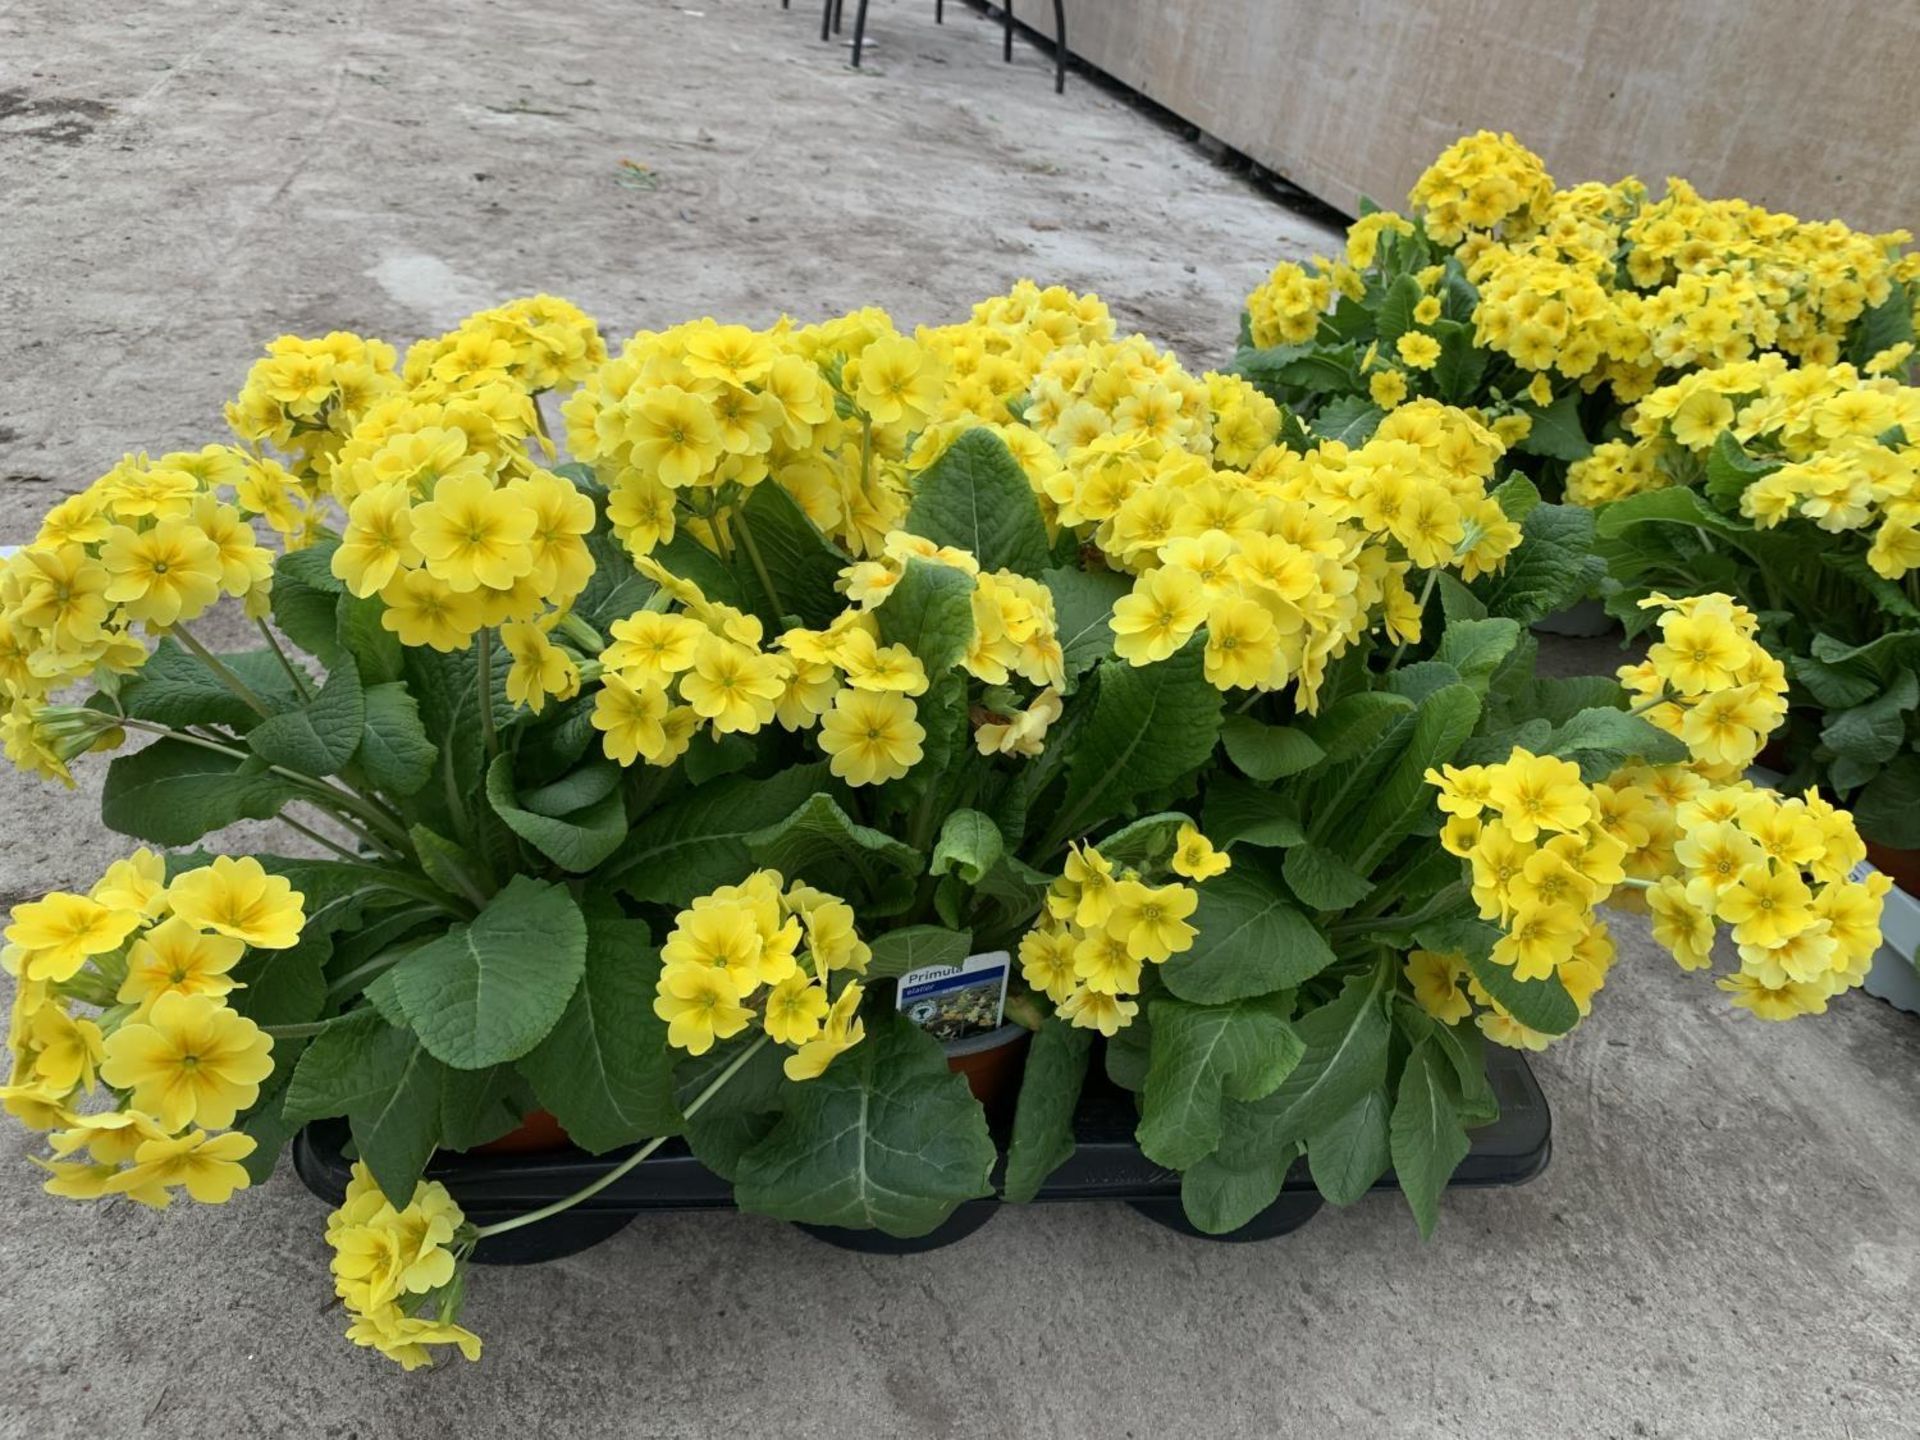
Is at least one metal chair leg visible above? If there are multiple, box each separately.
[1053,0,1065,92]
[1004,0,1014,62]
[851,0,869,65]
[821,0,833,41]
[835,0,845,34]
[935,0,944,21]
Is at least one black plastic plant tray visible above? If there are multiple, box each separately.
[293,1046,1549,1260]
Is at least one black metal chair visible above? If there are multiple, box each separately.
[787,0,1067,94]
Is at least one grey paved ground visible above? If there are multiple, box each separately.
[2,3,1916,1437]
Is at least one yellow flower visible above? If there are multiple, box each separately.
[1202,596,1279,691]
[521,470,597,598]
[1476,1007,1554,1051]
[762,974,828,1045]
[818,688,924,786]
[5,892,142,983]
[13,544,111,647]
[166,855,304,949]
[653,962,755,1055]
[1647,877,1715,971]
[378,567,486,651]
[835,630,930,697]
[1172,823,1230,881]
[679,634,786,735]
[90,848,168,918]
[1060,843,1118,929]
[116,916,246,1010]
[1105,879,1199,963]
[1369,370,1409,409]
[1412,296,1442,326]
[99,521,223,626]
[1647,612,1746,695]
[1715,865,1816,950]
[1395,332,1441,370]
[108,1129,256,1206]
[25,1005,106,1092]
[1018,925,1079,1003]
[592,672,670,765]
[1486,751,1590,842]
[661,904,767,999]
[411,473,537,593]
[853,338,943,427]
[331,483,420,597]
[602,611,704,688]
[632,385,724,488]
[1058,986,1138,1036]
[1404,948,1472,1024]
[783,980,866,1080]
[500,622,580,715]
[684,323,775,388]
[1110,566,1208,664]
[345,1310,484,1372]
[1491,902,1582,981]
[98,993,274,1131]
[1716,971,1827,1021]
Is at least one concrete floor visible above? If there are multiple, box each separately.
[2,2,1917,1437]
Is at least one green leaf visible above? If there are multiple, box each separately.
[335,590,403,687]
[115,640,299,730]
[389,876,588,1069]
[271,566,343,660]
[278,540,346,595]
[1043,565,1129,689]
[1095,811,1191,870]
[904,427,1052,575]
[1221,965,1392,1151]
[1374,274,1423,342]
[600,763,830,906]
[409,825,485,904]
[357,683,437,795]
[930,810,1005,885]
[1177,1134,1301,1236]
[1422,917,1579,1035]
[674,1040,790,1180]
[1435,618,1522,690]
[229,928,330,1029]
[1002,1018,1091,1203]
[1546,705,1689,780]
[1306,1086,1392,1206]
[1347,683,1481,870]
[745,792,924,895]
[485,755,627,873]
[1430,318,1489,403]
[733,1011,997,1236]
[101,740,303,847]
[1282,843,1375,910]
[1220,715,1325,781]
[438,1065,534,1152]
[1848,280,1916,367]
[867,925,973,979]
[516,916,679,1153]
[515,760,622,818]
[1161,867,1334,1003]
[1308,689,1415,762]
[1313,395,1385,446]
[1702,430,1778,509]
[1203,773,1305,849]
[247,654,365,777]
[1137,993,1302,1170]
[736,478,851,627]
[1822,669,1919,768]
[1059,637,1223,838]
[1851,753,1920,847]
[283,1009,447,1205]
[1390,1039,1472,1238]
[1490,473,1541,524]
[1473,502,1605,623]
[1515,390,1592,462]
[875,558,976,674]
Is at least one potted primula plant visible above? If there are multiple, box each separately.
[1228,129,1917,634]
[0,278,1885,1373]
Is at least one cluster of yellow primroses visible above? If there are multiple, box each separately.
[1422,593,1881,1041]
[583,533,1065,784]
[1248,129,1916,417]
[1016,824,1227,1035]
[3,854,302,1204]
[325,1161,481,1372]
[653,871,869,1080]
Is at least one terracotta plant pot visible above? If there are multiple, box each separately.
[474,1108,571,1156]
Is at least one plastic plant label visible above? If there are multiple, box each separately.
[896,950,1010,1042]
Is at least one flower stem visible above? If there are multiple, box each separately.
[278,809,369,863]
[1626,691,1670,718]
[472,1036,770,1240]
[476,629,501,764]
[254,618,314,700]
[262,1020,334,1040]
[173,623,274,716]
[730,505,786,620]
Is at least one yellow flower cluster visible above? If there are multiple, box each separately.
[400,294,606,398]
[1407,130,1556,247]
[0,448,283,782]
[589,535,1065,784]
[1618,593,1790,777]
[652,870,869,1081]
[1626,359,1920,574]
[1564,437,1668,507]
[1015,824,1222,1035]
[326,1160,481,1371]
[917,280,1116,427]
[225,331,403,480]
[1245,258,1339,349]
[4,853,299,1206]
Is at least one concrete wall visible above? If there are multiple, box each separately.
[1059,0,1916,234]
